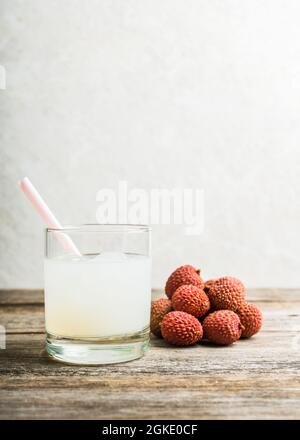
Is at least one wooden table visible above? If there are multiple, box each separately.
[0,289,299,420]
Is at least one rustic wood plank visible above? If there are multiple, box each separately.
[1,289,300,420]
[0,305,45,334]
[1,288,300,305]
[1,301,299,334]
[244,288,300,302]
[1,332,300,376]
[1,374,299,420]
[1,332,300,420]
[0,289,44,305]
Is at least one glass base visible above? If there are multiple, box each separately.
[46,329,149,365]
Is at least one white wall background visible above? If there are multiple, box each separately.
[1,0,300,288]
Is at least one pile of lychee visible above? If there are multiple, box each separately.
[151,265,263,346]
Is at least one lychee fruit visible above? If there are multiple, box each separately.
[204,279,217,294]
[207,276,246,311]
[202,310,242,345]
[150,298,173,337]
[237,302,263,338]
[161,311,203,346]
[171,285,210,318]
[165,265,204,299]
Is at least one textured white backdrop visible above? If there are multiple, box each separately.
[1,0,300,288]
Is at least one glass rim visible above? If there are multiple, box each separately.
[46,224,151,233]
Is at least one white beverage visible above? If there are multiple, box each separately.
[44,252,151,338]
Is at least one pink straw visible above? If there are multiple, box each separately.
[19,177,81,256]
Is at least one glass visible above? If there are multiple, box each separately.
[44,224,151,365]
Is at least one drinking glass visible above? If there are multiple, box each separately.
[44,224,151,365]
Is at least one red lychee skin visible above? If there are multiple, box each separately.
[165,265,204,299]
[237,303,263,338]
[202,310,242,345]
[150,298,173,338]
[161,311,203,346]
[207,276,246,312]
[204,279,217,294]
[171,285,210,318]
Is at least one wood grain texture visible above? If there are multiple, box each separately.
[0,289,300,420]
